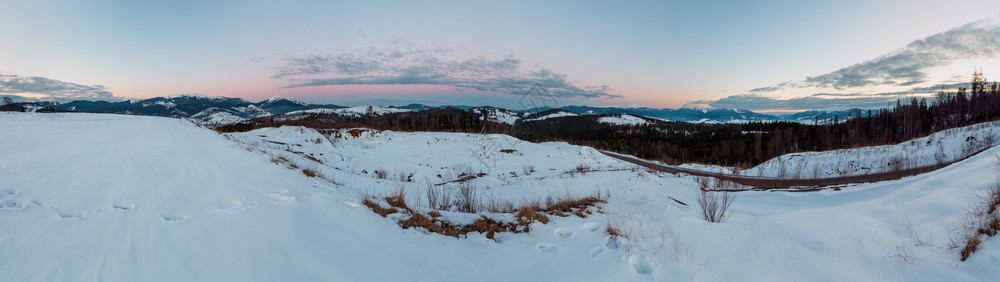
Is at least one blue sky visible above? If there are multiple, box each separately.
[2,0,1000,111]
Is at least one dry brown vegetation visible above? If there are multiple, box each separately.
[361,185,607,241]
[955,180,1000,261]
[952,154,1000,261]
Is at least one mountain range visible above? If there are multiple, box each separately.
[1,94,875,126]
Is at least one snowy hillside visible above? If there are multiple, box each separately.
[2,112,1000,281]
[680,120,1000,178]
[599,114,649,125]
[471,107,522,124]
[283,105,411,118]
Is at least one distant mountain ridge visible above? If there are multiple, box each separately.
[2,94,878,126]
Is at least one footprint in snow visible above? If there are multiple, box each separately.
[58,210,87,219]
[112,203,135,211]
[554,228,574,238]
[269,190,296,205]
[161,214,188,222]
[216,200,247,213]
[0,189,16,199]
[582,222,602,232]
[536,243,558,253]
[628,255,654,275]
[1,199,22,209]
[589,247,605,258]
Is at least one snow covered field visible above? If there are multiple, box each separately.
[680,120,1000,178]
[2,112,999,281]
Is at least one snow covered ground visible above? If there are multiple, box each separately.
[598,114,649,126]
[2,112,1000,281]
[679,120,1000,178]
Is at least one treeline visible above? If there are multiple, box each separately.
[217,107,513,134]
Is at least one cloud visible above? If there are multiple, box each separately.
[703,18,1000,112]
[0,74,114,101]
[688,94,908,111]
[755,19,1000,92]
[270,46,621,99]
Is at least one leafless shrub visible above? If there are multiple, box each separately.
[904,217,928,246]
[484,193,516,213]
[696,185,735,223]
[566,163,592,175]
[425,179,454,211]
[523,164,535,176]
[374,168,389,179]
[455,181,479,213]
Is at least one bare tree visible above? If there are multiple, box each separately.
[696,179,736,223]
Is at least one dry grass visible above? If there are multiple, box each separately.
[360,187,606,241]
[301,168,317,177]
[606,222,627,239]
[385,186,407,209]
[566,163,593,175]
[954,157,1000,261]
[362,197,398,217]
[374,168,389,180]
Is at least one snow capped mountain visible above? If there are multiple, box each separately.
[551,106,781,123]
[780,108,874,124]
[523,109,579,121]
[284,105,412,117]
[48,95,345,127]
[30,93,908,129]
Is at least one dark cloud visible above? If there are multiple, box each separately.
[751,19,1000,92]
[0,74,114,101]
[270,47,621,99]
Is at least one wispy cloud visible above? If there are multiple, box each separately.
[696,18,1000,111]
[760,19,1000,92]
[0,73,114,101]
[691,82,972,111]
[690,94,901,111]
[270,46,621,99]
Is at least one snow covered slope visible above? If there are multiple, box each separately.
[0,112,635,281]
[680,120,1000,178]
[3,112,1000,281]
[599,114,649,125]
